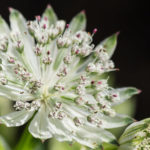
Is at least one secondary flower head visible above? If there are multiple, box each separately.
[0,5,140,148]
[119,118,150,150]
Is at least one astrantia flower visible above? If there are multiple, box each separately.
[119,118,150,150]
[0,5,140,148]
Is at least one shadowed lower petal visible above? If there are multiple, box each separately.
[0,110,34,127]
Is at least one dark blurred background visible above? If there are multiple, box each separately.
[0,0,149,120]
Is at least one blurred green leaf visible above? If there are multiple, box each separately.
[14,125,45,150]
[0,98,17,146]
[49,139,119,150]
[102,143,118,150]
[0,98,12,116]
[114,98,136,117]
[49,139,81,150]
[0,135,10,150]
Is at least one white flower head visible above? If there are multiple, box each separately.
[0,5,140,149]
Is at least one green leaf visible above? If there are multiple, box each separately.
[42,4,58,25]
[112,87,139,106]
[69,11,86,34]
[95,32,119,58]
[49,139,118,150]
[0,135,10,150]
[114,98,136,117]
[102,142,118,150]
[118,144,133,150]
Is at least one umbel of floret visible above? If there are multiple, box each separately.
[0,4,140,149]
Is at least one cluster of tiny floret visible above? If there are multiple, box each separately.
[133,124,150,150]
[0,12,120,128]
[14,100,41,111]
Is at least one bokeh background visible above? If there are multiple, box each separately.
[0,0,149,149]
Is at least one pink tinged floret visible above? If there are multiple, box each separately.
[112,94,118,97]
[8,57,15,63]
[47,51,50,55]
[81,10,86,14]
[36,15,41,22]
[116,31,120,36]
[75,49,79,54]
[91,81,95,84]
[66,24,69,29]
[15,71,18,74]
[8,7,13,12]
[93,28,98,34]
[98,81,102,85]
[115,68,120,71]
[47,4,51,8]
[76,33,80,38]
[43,24,46,29]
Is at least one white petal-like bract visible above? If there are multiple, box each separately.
[0,5,139,148]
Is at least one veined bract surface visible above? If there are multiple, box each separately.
[0,5,139,149]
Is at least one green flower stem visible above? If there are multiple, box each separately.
[14,125,45,150]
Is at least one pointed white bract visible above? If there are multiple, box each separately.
[0,5,139,148]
